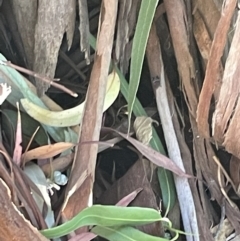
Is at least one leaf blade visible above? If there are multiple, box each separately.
[128,0,158,130]
[41,205,162,239]
[92,226,169,241]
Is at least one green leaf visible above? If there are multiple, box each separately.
[116,67,176,211]
[0,54,78,143]
[2,109,48,148]
[20,72,120,127]
[89,33,176,211]
[92,226,169,241]
[158,168,176,216]
[127,0,158,131]
[40,205,162,239]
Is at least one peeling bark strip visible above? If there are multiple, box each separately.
[212,12,240,157]
[146,23,199,241]
[79,0,90,64]
[11,0,37,68]
[196,0,237,138]
[34,0,75,96]
[62,0,118,224]
[115,0,140,74]
[0,179,49,241]
[163,0,198,118]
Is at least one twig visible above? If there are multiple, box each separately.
[0,60,78,97]
[146,23,199,241]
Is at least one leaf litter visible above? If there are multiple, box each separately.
[1,1,240,241]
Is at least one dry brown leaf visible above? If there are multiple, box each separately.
[192,0,220,38]
[41,153,74,177]
[193,8,223,103]
[116,188,142,206]
[212,10,240,156]
[161,1,236,238]
[22,142,75,162]
[134,116,157,145]
[193,10,212,67]
[33,0,75,96]
[211,219,234,241]
[107,128,191,178]
[0,178,49,241]
[197,0,237,138]
[62,0,118,225]
[163,0,198,118]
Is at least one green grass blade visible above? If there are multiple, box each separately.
[41,205,162,239]
[89,33,176,214]
[115,68,176,212]
[92,226,169,241]
[127,0,158,130]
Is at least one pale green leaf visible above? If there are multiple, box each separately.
[0,54,78,143]
[127,0,158,131]
[92,226,169,241]
[41,205,162,239]
[89,33,176,211]
[20,71,120,127]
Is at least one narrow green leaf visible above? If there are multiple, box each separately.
[128,0,158,131]
[92,226,168,241]
[116,67,176,211]
[0,54,78,143]
[158,168,176,216]
[20,72,120,127]
[41,205,162,239]
[89,34,176,214]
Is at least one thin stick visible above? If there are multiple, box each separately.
[0,60,78,97]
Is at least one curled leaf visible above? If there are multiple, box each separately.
[134,116,158,145]
[41,205,162,239]
[21,71,120,127]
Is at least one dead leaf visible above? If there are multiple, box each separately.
[62,0,118,225]
[0,178,49,241]
[98,159,164,236]
[22,142,75,162]
[211,219,234,241]
[193,9,212,66]
[212,11,240,157]
[13,102,22,166]
[106,128,191,178]
[41,153,74,177]
[116,188,143,206]
[197,0,237,138]
[133,116,158,145]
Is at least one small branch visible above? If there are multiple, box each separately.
[146,23,199,241]
[0,60,78,97]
